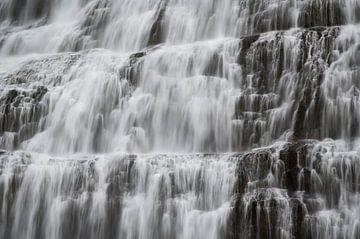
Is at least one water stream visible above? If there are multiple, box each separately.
[0,0,360,238]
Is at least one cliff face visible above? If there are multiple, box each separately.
[0,0,359,238]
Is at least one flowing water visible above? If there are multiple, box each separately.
[0,0,360,238]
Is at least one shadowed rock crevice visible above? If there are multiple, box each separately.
[147,0,168,46]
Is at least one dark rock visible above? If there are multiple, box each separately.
[280,144,299,170]
[298,0,346,28]
[147,0,168,46]
[284,166,301,192]
[290,198,307,239]
[0,86,48,149]
[238,34,260,66]
[236,150,273,194]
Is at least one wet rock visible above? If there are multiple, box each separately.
[299,168,312,193]
[284,166,301,192]
[4,53,81,86]
[290,198,307,239]
[238,34,260,66]
[130,51,146,64]
[123,51,146,85]
[236,150,273,194]
[280,144,299,170]
[279,142,316,192]
[147,0,168,46]
[298,0,346,28]
[233,188,293,239]
[0,86,48,149]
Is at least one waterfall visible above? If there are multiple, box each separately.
[0,152,236,239]
[0,0,360,238]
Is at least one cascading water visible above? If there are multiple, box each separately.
[0,152,236,239]
[0,0,360,238]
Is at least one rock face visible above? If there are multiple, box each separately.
[0,0,360,239]
[0,86,47,149]
[232,140,360,239]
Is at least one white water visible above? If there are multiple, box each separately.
[0,152,236,239]
[0,0,360,238]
